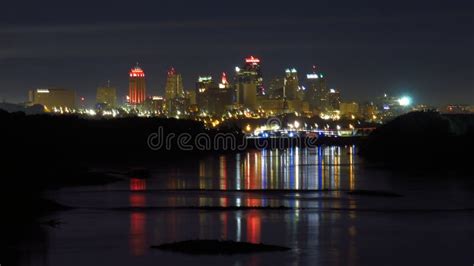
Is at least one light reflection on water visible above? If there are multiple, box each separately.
[41,146,474,266]
[183,146,358,191]
[125,147,360,257]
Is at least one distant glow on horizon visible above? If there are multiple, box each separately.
[398,96,412,106]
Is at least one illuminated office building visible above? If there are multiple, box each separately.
[128,65,146,105]
[143,96,165,114]
[28,88,76,109]
[235,56,264,109]
[236,81,257,110]
[196,76,215,112]
[196,76,233,115]
[305,66,328,113]
[268,77,285,99]
[219,72,230,89]
[165,67,184,99]
[327,88,341,111]
[236,56,264,96]
[284,68,299,100]
[96,82,117,108]
[165,67,185,115]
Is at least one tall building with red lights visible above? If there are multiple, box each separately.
[128,65,146,105]
[235,56,263,109]
[237,56,264,96]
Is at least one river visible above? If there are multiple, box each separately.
[23,146,474,265]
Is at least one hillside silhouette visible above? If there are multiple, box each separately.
[360,111,474,170]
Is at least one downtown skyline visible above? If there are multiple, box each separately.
[4,57,471,108]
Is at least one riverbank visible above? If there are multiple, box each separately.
[359,111,474,172]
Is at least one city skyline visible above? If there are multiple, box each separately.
[1,0,473,105]
[4,58,471,108]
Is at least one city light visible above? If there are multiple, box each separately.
[245,56,260,64]
[198,76,212,82]
[294,120,300,129]
[24,57,426,124]
[307,73,319,79]
[245,124,252,132]
[398,96,412,106]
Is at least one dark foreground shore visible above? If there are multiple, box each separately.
[152,240,290,254]
[359,111,474,171]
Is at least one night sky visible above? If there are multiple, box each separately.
[1,0,473,106]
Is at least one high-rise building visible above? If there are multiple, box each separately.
[219,72,230,89]
[165,67,185,115]
[196,76,215,112]
[165,67,184,100]
[235,56,263,109]
[305,66,328,112]
[96,81,117,108]
[237,82,257,110]
[143,96,165,115]
[268,77,285,99]
[128,65,146,105]
[327,88,341,111]
[195,76,233,115]
[28,88,76,109]
[284,68,299,100]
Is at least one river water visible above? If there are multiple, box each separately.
[25,146,474,265]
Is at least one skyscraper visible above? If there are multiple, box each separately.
[128,65,146,105]
[196,75,233,115]
[165,67,185,115]
[196,76,214,111]
[268,77,285,99]
[165,67,184,100]
[327,88,341,111]
[237,82,257,110]
[219,72,230,89]
[235,56,263,109]
[305,66,328,112]
[284,68,299,100]
[96,81,117,108]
